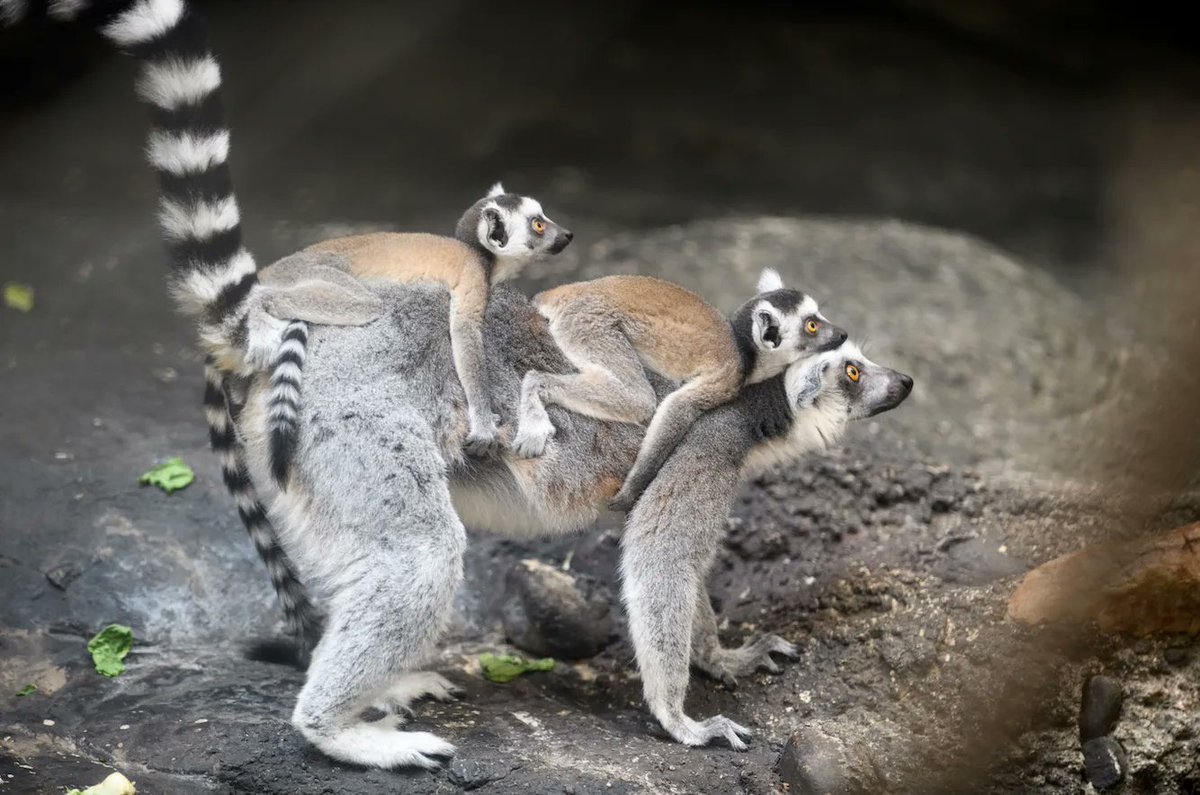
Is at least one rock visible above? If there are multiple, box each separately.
[447,757,496,790]
[776,725,881,795]
[1079,675,1123,741]
[1082,736,1128,791]
[501,559,615,659]
[933,538,1027,585]
[1008,523,1200,634]
[877,634,937,676]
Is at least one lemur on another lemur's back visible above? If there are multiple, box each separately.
[261,184,573,484]
[511,268,848,511]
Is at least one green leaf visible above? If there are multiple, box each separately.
[3,282,34,313]
[138,458,194,494]
[15,683,37,697]
[87,625,133,678]
[479,653,555,684]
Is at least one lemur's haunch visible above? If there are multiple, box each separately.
[512,269,848,510]
[260,186,572,483]
[0,0,323,649]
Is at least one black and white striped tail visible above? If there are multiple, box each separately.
[205,359,323,656]
[268,321,308,486]
[0,0,321,654]
[2,0,259,369]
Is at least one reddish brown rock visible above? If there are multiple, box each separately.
[1008,523,1200,635]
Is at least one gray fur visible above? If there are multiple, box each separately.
[232,281,911,765]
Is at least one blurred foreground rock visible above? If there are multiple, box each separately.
[1008,523,1200,635]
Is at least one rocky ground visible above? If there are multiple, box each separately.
[4,2,1200,792]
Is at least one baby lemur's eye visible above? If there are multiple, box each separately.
[845,364,860,382]
[531,218,546,235]
[805,319,820,335]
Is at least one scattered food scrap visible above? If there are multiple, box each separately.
[479,653,555,684]
[3,282,34,312]
[88,624,133,678]
[65,771,136,795]
[138,457,194,494]
[15,683,37,697]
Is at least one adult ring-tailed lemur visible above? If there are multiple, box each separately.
[4,0,914,769]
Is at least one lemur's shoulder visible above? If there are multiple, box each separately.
[304,233,484,287]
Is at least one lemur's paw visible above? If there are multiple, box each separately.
[511,419,556,458]
[308,724,455,769]
[666,714,753,751]
[700,633,800,685]
[381,672,463,716]
[607,488,638,513]
[464,423,502,457]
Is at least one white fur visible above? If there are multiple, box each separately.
[0,0,26,25]
[171,248,256,316]
[147,129,230,175]
[158,195,239,241]
[48,0,87,21]
[294,721,454,770]
[102,0,184,46]
[756,267,784,293]
[136,56,221,110]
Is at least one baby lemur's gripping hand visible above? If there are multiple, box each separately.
[745,376,794,442]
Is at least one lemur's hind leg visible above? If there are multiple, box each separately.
[289,415,465,769]
[609,367,741,512]
[512,304,655,459]
[690,590,798,688]
[621,498,752,751]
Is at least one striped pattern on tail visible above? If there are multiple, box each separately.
[204,359,323,654]
[6,0,261,370]
[268,321,308,486]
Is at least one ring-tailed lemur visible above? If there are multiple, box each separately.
[0,0,339,650]
[511,269,848,511]
[621,341,912,749]
[262,187,573,485]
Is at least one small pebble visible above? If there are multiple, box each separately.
[1082,735,1127,791]
[1080,675,1123,741]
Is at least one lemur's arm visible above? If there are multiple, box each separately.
[739,374,794,442]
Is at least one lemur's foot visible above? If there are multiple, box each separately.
[378,672,463,717]
[662,713,753,751]
[696,634,799,687]
[511,417,556,458]
[607,487,639,513]
[464,416,502,457]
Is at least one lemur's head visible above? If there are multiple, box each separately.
[456,183,573,282]
[787,341,913,421]
[733,268,848,383]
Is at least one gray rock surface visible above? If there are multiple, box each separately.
[500,559,615,659]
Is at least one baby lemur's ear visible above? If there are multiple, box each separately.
[487,182,506,198]
[757,267,784,294]
[483,207,509,248]
[793,361,829,409]
[752,306,783,350]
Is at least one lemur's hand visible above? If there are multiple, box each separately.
[607,487,638,513]
[753,404,792,442]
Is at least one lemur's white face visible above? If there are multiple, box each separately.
[475,183,573,282]
[785,341,914,420]
[747,268,847,382]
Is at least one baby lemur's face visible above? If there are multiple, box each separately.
[471,182,573,280]
[786,341,913,420]
[744,268,847,382]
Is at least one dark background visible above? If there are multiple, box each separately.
[4,0,1200,295]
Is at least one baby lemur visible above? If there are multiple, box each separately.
[261,183,573,481]
[511,268,847,511]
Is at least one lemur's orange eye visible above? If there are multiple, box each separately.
[805,319,820,335]
[846,364,860,382]
[531,218,546,235]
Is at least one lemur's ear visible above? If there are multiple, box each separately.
[753,307,782,349]
[793,362,828,409]
[757,267,784,294]
[483,207,509,248]
[487,182,506,198]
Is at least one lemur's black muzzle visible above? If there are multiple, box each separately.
[817,324,849,352]
[548,228,574,254]
[866,371,914,417]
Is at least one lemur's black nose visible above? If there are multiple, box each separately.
[549,229,573,254]
[898,374,914,395]
[562,230,574,243]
